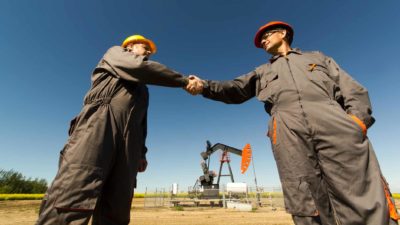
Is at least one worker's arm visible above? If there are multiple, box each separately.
[325,56,375,129]
[201,71,259,104]
[98,46,189,87]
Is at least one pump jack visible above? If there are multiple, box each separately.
[189,141,252,199]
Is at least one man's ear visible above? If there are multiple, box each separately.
[126,43,133,52]
[280,30,287,39]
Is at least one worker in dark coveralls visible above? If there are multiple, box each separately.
[36,35,193,225]
[185,21,399,225]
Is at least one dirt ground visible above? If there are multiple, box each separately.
[0,198,294,225]
[0,198,398,225]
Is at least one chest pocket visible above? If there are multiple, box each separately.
[307,63,338,100]
[308,63,331,82]
[257,72,280,103]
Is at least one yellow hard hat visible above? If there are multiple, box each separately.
[122,34,157,54]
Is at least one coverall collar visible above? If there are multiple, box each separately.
[269,48,302,63]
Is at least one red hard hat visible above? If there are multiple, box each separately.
[254,21,294,48]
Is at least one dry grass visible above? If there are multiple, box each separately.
[132,208,293,225]
[132,198,293,225]
[0,198,293,225]
[0,198,398,225]
[0,200,41,225]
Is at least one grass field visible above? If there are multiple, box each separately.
[0,197,398,225]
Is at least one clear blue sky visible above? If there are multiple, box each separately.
[1,0,399,193]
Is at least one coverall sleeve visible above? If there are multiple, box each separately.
[202,71,259,104]
[325,56,375,128]
[101,46,189,87]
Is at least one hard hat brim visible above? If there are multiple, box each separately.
[122,36,157,54]
[254,21,294,48]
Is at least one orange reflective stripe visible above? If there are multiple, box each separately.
[273,118,277,145]
[383,185,400,220]
[349,114,367,136]
[308,63,317,71]
[382,180,400,221]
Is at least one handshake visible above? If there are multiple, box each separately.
[185,75,205,95]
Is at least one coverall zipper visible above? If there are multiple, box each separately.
[283,57,312,136]
[285,56,341,225]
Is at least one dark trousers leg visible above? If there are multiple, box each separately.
[36,161,94,225]
[292,215,322,225]
[37,106,117,225]
[316,123,389,225]
[270,114,335,225]
[91,147,138,225]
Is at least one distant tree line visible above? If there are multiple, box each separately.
[0,169,48,193]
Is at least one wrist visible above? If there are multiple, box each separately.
[183,77,190,86]
[202,80,208,91]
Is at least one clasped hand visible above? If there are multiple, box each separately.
[185,75,204,95]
